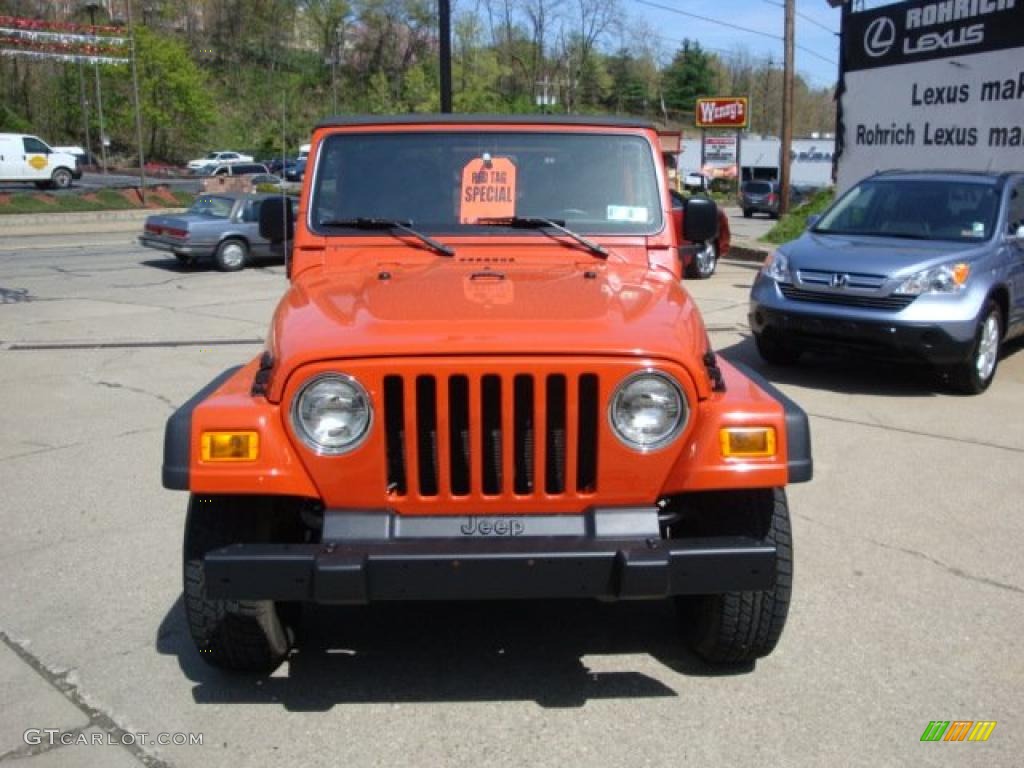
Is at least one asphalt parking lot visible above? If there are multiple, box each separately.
[0,224,1021,768]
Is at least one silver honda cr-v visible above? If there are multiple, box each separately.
[749,171,1024,393]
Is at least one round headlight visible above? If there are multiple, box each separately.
[291,374,372,455]
[609,371,687,451]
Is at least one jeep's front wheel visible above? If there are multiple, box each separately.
[183,495,293,672]
[676,488,792,664]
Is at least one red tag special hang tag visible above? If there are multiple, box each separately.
[460,155,517,224]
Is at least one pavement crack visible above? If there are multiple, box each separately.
[0,630,174,767]
[864,537,1024,595]
[0,442,83,463]
[793,512,1023,596]
[808,412,1024,454]
[92,379,176,411]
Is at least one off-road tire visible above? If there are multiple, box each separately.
[677,488,793,664]
[947,299,1002,395]
[685,240,718,280]
[214,238,248,272]
[183,495,292,672]
[51,167,73,189]
[754,331,801,365]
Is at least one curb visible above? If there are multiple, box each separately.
[0,208,184,228]
[727,240,772,263]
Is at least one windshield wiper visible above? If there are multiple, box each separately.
[318,217,454,257]
[476,216,609,259]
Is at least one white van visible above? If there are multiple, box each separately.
[0,134,82,189]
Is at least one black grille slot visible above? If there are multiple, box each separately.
[448,376,470,496]
[383,376,406,495]
[415,376,438,496]
[781,284,915,311]
[577,374,598,493]
[481,375,502,495]
[545,375,567,494]
[513,375,535,494]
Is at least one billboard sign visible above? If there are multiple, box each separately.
[695,97,749,129]
[837,0,1024,192]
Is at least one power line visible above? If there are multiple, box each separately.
[628,0,837,65]
[653,32,836,88]
[762,0,839,35]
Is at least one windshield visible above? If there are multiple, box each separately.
[187,196,234,218]
[310,131,663,236]
[815,178,1000,242]
[744,182,772,195]
[205,152,218,159]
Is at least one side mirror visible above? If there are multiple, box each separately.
[259,195,295,242]
[682,196,719,243]
[806,214,821,229]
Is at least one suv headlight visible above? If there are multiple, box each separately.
[609,371,688,451]
[291,374,372,455]
[894,262,970,295]
[762,250,791,282]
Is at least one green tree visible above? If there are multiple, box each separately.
[662,39,714,115]
[128,27,216,161]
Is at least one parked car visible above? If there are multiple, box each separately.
[670,189,731,279]
[187,151,253,170]
[740,180,780,219]
[266,157,299,175]
[284,157,306,182]
[208,162,269,177]
[683,172,710,193]
[162,114,812,674]
[138,192,292,271]
[749,170,1024,393]
[249,173,284,189]
[0,133,81,189]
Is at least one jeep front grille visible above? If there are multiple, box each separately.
[383,372,600,500]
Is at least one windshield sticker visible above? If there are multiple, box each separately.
[607,205,648,222]
[460,155,517,223]
[972,222,985,236]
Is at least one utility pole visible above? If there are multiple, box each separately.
[83,2,108,175]
[127,0,147,203]
[779,0,795,214]
[77,60,93,166]
[439,0,452,112]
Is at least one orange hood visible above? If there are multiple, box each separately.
[265,255,711,401]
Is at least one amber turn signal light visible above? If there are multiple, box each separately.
[720,427,776,458]
[201,431,259,461]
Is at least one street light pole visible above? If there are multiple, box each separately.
[84,2,108,175]
[128,0,147,203]
[439,0,452,112]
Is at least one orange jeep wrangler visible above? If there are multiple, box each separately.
[163,115,811,672]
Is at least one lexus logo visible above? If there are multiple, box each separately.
[830,273,849,289]
[864,16,896,58]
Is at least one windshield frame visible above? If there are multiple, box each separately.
[307,129,666,240]
[812,176,1002,244]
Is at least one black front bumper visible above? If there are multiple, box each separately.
[750,306,973,365]
[204,535,776,603]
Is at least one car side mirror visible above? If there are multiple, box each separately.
[682,196,719,243]
[806,214,821,229]
[259,195,295,243]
